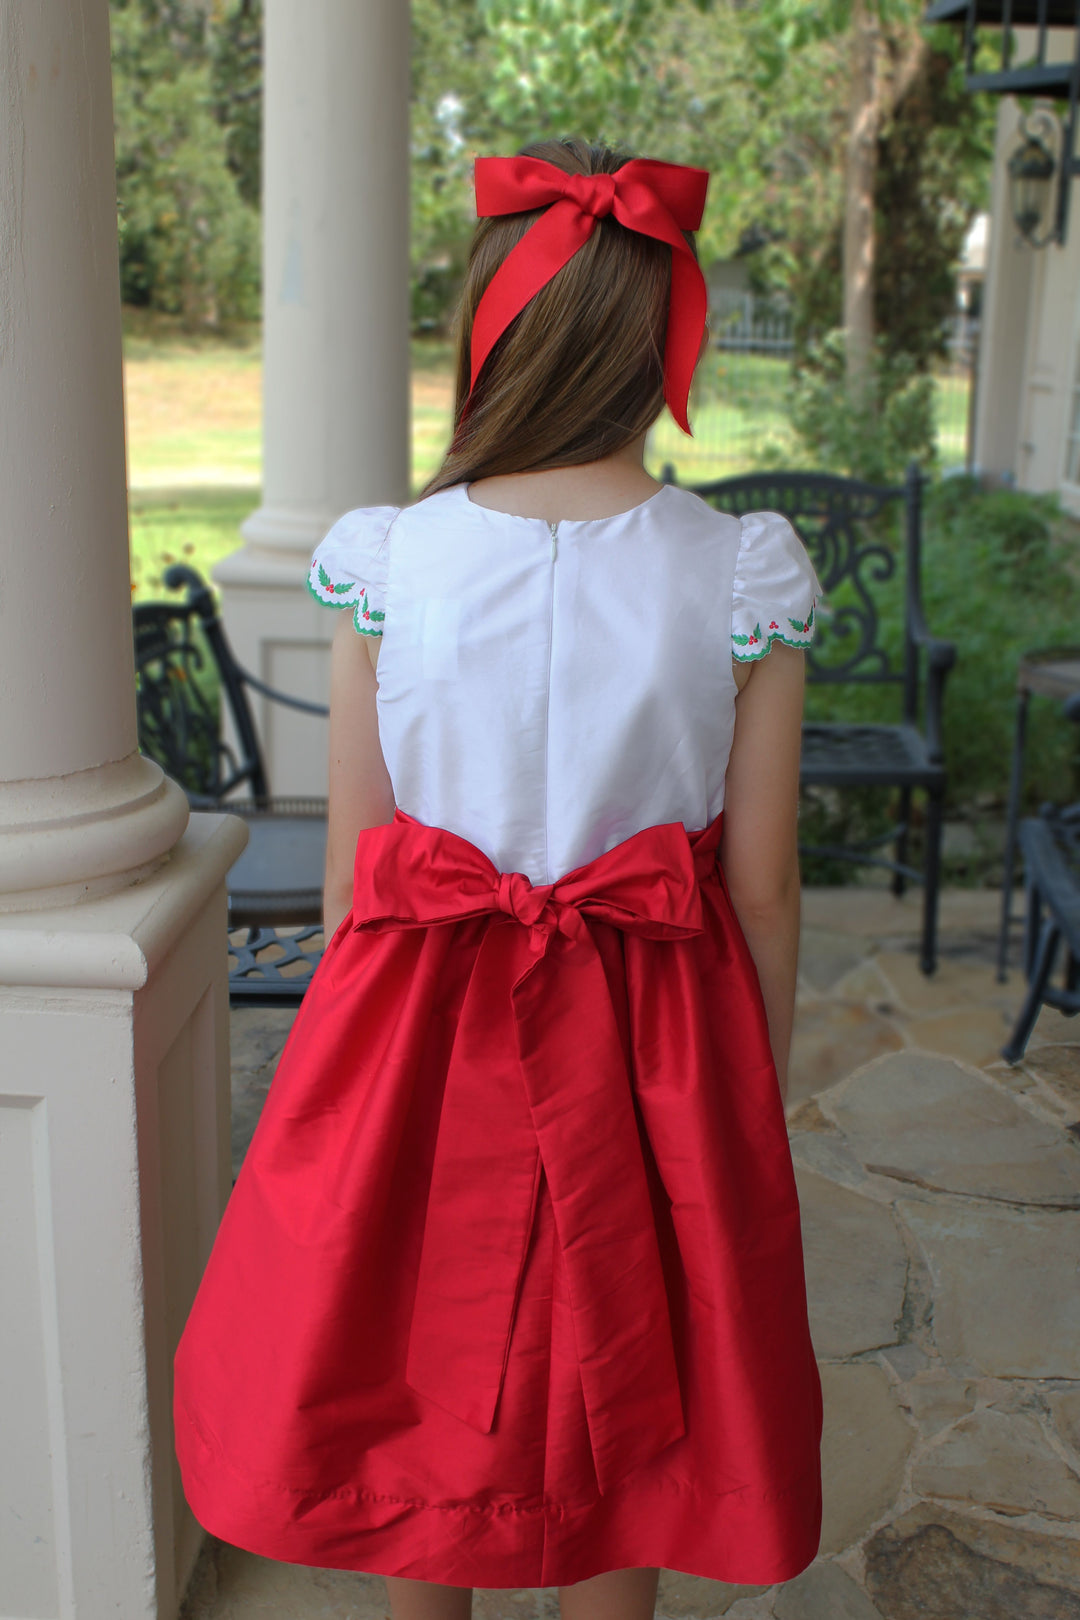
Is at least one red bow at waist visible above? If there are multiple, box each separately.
[351,808,724,1497]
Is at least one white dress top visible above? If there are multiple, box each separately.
[308,481,824,886]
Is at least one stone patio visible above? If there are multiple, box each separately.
[181,885,1080,1620]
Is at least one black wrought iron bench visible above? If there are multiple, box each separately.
[134,563,328,1004]
[660,461,957,974]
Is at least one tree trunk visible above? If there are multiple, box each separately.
[844,0,879,395]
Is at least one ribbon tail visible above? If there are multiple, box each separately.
[664,245,708,436]
[404,923,543,1432]
[512,923,686,1496]
[611,181,707,436]
[469,200,594,390]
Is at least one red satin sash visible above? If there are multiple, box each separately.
[350,807,725,1497]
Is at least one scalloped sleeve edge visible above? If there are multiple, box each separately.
[731,510,825,663]
[306,505,399,637]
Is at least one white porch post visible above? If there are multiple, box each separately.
[972,100,1037,484]
[0,5,245,1617]
[214,0,412,797]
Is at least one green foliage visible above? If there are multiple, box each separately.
[787,330,938,483]
[410,0,492,332]
[112,0,996,382]
[111,0,261,326]
[408,0,753,332]
[789,32,994,368]
[872,36,993,366]
[476,0,656,135]
[209,0,262,208]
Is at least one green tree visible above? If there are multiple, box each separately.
[477,0,657,137]
[209,0,262,209]
[111,0,261,326]
[410,0,494,330]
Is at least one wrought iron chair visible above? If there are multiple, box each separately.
[1002,691,1080,1063]
[661,461,957,973]
[134,563,328,1004]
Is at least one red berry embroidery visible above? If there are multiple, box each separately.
[769,620,779,630]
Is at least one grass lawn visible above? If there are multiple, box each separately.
[123,313,464,598]
[648,350,798,483]
[122,311,971,598]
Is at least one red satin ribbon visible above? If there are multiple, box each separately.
[468,155,710,436]
[350,807,725,1496]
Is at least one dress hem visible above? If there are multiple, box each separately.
[175,1396,823,1590]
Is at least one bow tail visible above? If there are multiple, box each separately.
[664,245,708,435]
[404,923,544,1432]
[469,200,594,390]
[512,923,686,1496]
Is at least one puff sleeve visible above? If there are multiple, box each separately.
[306,505,400,637]
[731,510,825,662]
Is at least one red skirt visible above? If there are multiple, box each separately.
[173,808,823,1588]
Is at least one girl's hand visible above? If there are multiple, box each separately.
[322,613,396,941]
[719,643,806,1106]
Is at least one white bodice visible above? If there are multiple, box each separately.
[308,482,823,885]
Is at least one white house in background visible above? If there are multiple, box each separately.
[926,3,1080,514]
[957,210,988,309]
[975,96,1080,512]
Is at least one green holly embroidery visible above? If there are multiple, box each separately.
[732,601,816,662]
[306,559,385,637]
[353,598,385,637]
[318,560,354,596]
[307,563,358,607]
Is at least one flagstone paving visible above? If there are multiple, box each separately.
[181,885,1080,1620]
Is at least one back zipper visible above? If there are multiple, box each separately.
[549,519,559,560]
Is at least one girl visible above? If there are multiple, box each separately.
[174,136,825,1620]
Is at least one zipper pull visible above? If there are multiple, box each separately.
[549,519,559,561]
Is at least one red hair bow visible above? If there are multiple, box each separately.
[468,155,710,436]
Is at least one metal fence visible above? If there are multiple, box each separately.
[935,311,980,476]
[647,292,796,481]
[646,294,979,482]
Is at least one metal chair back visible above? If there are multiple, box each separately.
[134,565,280,807]
[661,461,925,724]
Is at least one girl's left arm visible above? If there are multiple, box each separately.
[718,642,805,1105]
[322,612,396,942]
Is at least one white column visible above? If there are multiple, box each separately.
[214,0,411,798]
[0,6,245,1617]
[973,100,1036,484]
[0,1,190,910]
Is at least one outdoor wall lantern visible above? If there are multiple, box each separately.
[1008,113,1059,248]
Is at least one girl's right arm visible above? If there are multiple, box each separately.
[717,642,806,1105]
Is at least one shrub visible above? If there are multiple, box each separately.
[112,2,261,327]
[787,329,939,486]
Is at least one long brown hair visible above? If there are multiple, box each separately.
[421,137,697,497]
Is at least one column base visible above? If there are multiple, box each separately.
[234,501,344,559]
[0,751,190,914]
[0,811,248,1620]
